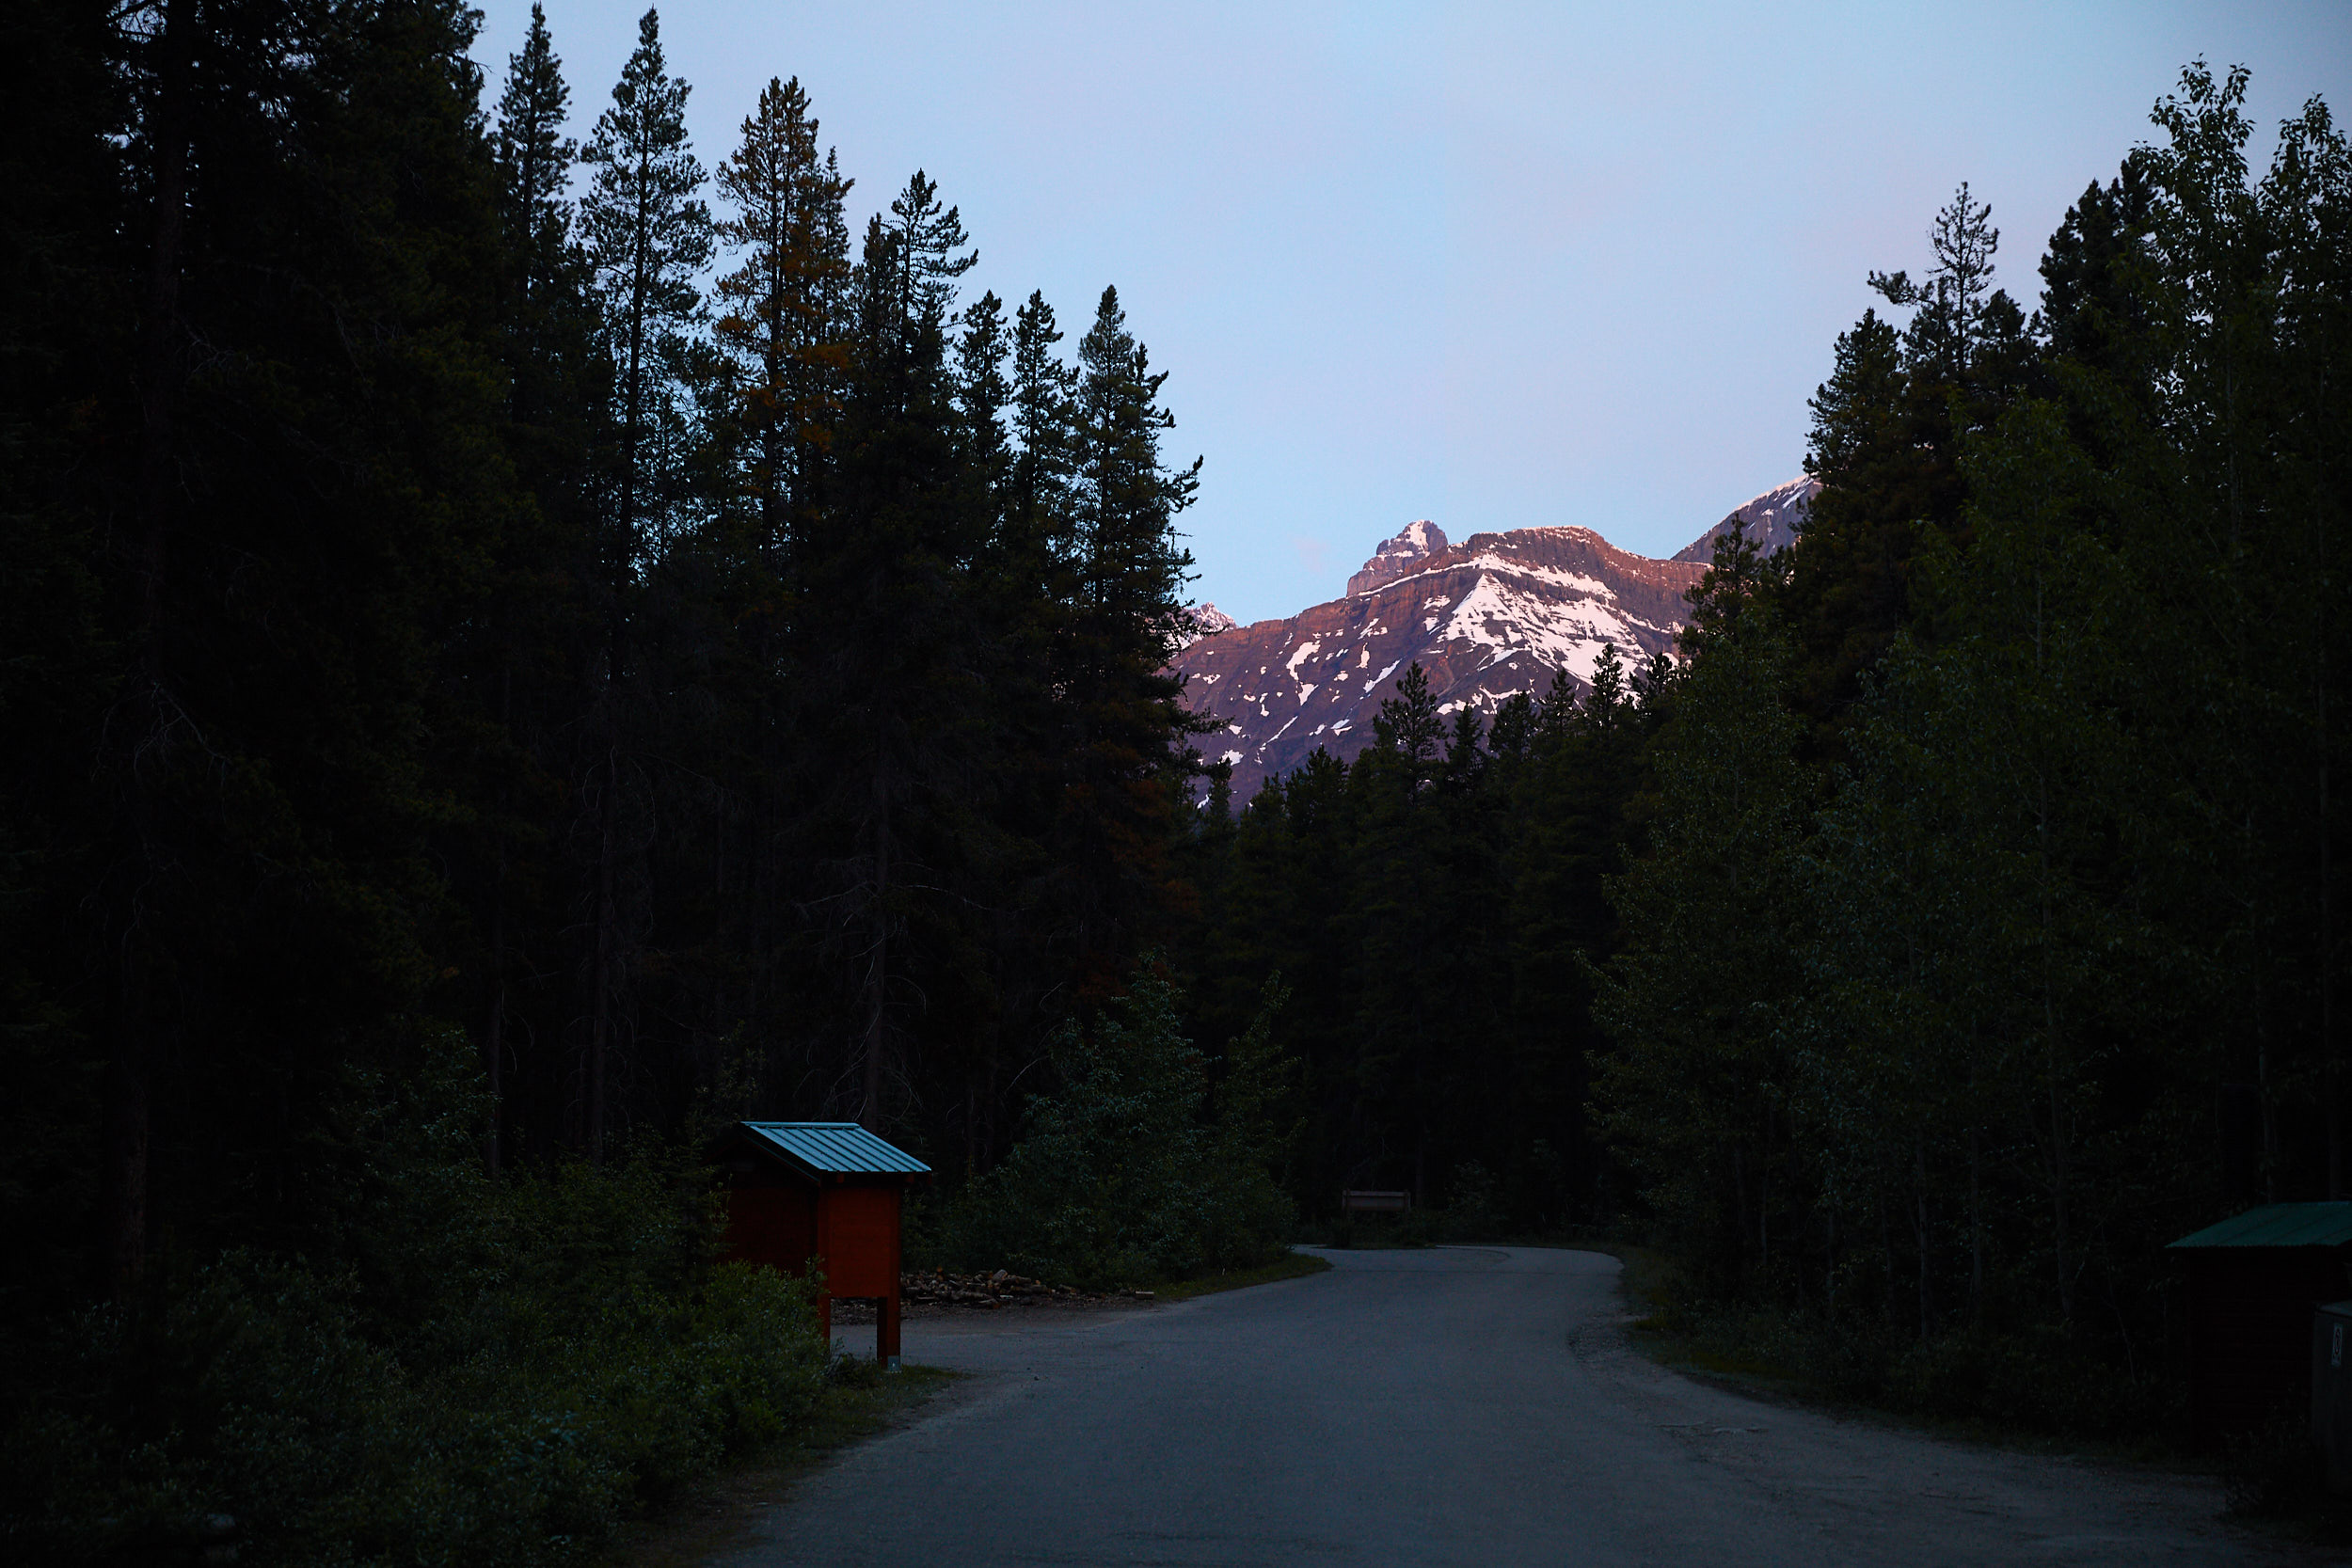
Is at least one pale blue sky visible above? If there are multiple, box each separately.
[475,2,2352,625]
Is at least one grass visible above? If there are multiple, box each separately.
[1154,1249,1333,1301]
[602,1365,961,1568]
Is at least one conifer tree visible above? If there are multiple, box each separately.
[1595,529,1807,1288]
[1,0,133,1307]
[496,5,575,319]
[712,74,850,543]
[582,7,709,546]
[955,291,1014,497]
[1867,182,2003,382]
[578,7,709,1155]
[1012,291,1076,502]
[797,175,986,1132]
[1056,287,1207,967]
[882,170,977,357]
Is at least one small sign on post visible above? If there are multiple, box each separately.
[1340,1190,1410,1215]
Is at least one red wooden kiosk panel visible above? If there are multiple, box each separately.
[815,1184,901,1297]
[718,1122,929,1366]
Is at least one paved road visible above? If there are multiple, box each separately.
[729,1246,2327,1567]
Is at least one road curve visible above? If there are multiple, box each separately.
[725,1246,2320,1567]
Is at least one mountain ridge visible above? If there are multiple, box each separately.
[1177,478,1812,797]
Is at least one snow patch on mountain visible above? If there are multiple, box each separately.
[1673,477,1819,563]
[1178,482,1798,797]
[1175,602,1238,651]
[1347,520,1450,596]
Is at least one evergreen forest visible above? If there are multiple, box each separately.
[2,0,2346,1557]
[3,2,1257,1560]
[1183,63,2351,1436]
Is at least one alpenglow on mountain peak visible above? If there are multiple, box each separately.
[1177,479,1814,796]
[1345,519,1448,597]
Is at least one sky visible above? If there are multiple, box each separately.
[473,2,2352,626]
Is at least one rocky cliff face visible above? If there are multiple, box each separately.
[1345,519,1447,596]
[1671,475,1817,563]
[1177,480,1809,798]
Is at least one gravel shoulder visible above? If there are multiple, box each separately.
[730,1246,2340,1567]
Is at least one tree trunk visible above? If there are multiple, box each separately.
[2046,1057,2074,1323]
[1824,1205,1837,1315]
[108,0,196,1302]
[1968,1125,1984,1325]
[485,663,512,1175]
[103,1017,151,1303]
[1914,1135,1932,1344]
[486,900,505,1175]
[1730,1140,1748,1275]
[861,755,890,1131]
[588,741,617,1160]
[2323,674,2338,1198]
[1879,1200,1896,1328]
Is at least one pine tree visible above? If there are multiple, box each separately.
[577,7,710,1156]
[1594,529,1808,1289]
[0,0,132,1308]
[787,173,993,1132]
[712,74,850,545]
[1051,286,1207,971]
[955,290,1014,499]
[1867,182,2002,383]
[881,170,977,359]
[496,5,575,322]
[581,7,709,548]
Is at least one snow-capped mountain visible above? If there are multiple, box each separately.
[1671,475,1818,562]
[1175,602,1238,651]
[1177,480,1810,798]
[1346,519,1447,596]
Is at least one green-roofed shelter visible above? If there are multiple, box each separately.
[716,1121,930,1367]
[2169,1202,2352,1447]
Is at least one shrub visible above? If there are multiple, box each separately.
[942,965,1295,1287]
[0,1034,826,1568]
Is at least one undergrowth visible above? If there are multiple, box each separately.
[0,1037,828,1568]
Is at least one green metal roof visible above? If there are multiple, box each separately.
[739,1121,930,1177]
[2168,1202,2352,1250]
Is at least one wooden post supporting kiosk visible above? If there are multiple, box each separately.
[716,1121,931,1367]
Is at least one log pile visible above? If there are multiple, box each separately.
[895,1268,1156,1309]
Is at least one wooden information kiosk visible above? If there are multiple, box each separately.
[718,1121,931,1366]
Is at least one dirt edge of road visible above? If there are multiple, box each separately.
[604,1253,1336,1567]
[599,1367,972,1568]
[1570,1237,2318,1556]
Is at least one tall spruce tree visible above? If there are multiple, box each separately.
[1782,183,2034,739]
[712,74,850,544]
[496,5,574,327]
[1058,286,1206,971]
[577,7,709,1156]
[582,8,709,542]
[794,175,985,1132]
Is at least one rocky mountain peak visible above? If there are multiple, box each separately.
[1179,523,1706,799]
[1177,480,1820,799]
[1672,476,1819,563]
[1176,602,1238,650]
[1347,520,1449,596]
